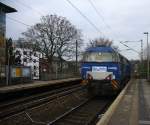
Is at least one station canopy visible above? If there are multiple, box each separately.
[0,2,17,13]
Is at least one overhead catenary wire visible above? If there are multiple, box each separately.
[3,1,32,27]
[88,0,110,29]
[88,0,126,51]
[120,41,140,54]
[7,0,44,16]
[7,16,31,27]
[87,0,120,39]
[7,0,105,37]
[8,0,105,38]
[65,0,105,38]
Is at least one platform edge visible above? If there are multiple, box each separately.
[96,80,132,125]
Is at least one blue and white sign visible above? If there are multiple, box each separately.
[82,67,90,69]
[108,67,117,70]
[92,66,107,72]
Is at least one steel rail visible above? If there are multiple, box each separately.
[48,98,112,125]
[0,84,86,119]
[48,98,91,125]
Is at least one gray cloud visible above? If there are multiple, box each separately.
[2,0,150,60]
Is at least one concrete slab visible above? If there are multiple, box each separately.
[97,79,150,125]
[107,79,138,125]
[139,79,150,125]
[97,79,139,125]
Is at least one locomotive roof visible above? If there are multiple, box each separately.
[85,46,130,63]
[86,46,116,53]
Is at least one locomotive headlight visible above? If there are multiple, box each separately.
[105,74,112,80]
[112,75,115,79]
[98,52,102,55]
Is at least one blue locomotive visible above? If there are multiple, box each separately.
[81,46,131,95]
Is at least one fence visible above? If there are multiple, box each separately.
[40,73,79,81]
[39,60,81,81]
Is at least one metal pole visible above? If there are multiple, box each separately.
[147,33,149,80]
[56,62,57,79]
[141,40,143,62]
[140,40,143,78]
[144,32,149,80]
[6,52,9,86]
[76,40,78,73]
[122,40,144,77]
[6,41,11,86]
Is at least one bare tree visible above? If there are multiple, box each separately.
[87,37,119,51]
[22,15,82,73]
[15,38,34,49]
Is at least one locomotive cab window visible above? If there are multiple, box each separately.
[83,52,118,62]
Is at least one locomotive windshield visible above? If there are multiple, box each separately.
[83,52,118,62]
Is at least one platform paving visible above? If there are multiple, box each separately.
[139,79,150,125]
[0,77,80,93]
[98,79,150,125]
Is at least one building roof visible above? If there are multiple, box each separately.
[0,2,17,13]
[85,46,115,53]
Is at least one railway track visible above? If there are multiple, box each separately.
[48,98,112,125]
[0,83,87,120]
[0,81,114,125]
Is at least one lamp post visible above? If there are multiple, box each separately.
[144,32,149,80]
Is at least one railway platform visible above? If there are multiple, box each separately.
[97,79,150,125]
[0,77,81,93]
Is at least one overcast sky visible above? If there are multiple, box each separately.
[1,0,150,60]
